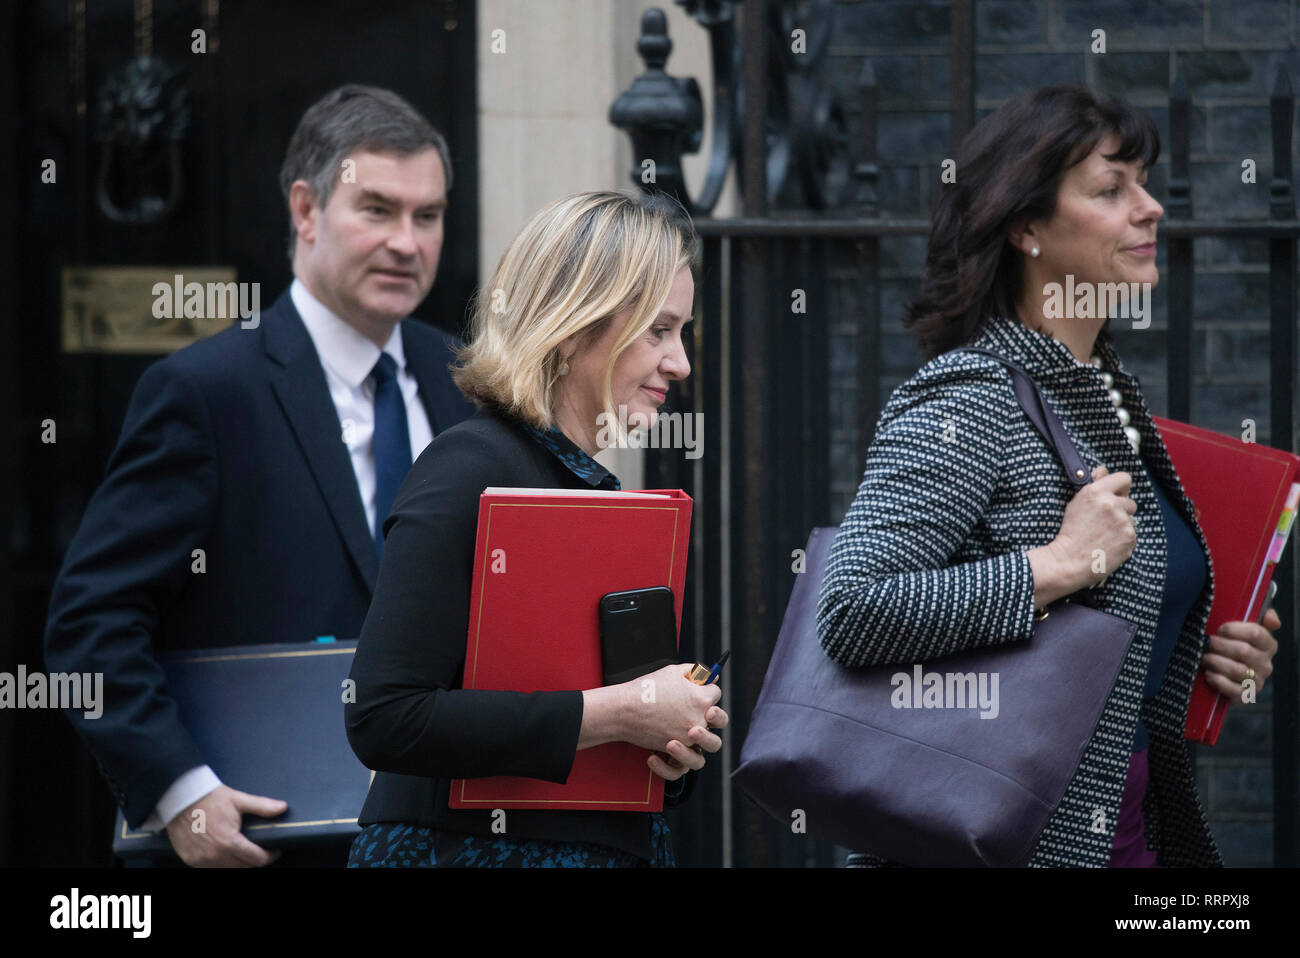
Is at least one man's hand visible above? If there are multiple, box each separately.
[164,785,288,867]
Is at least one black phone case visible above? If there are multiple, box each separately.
[598,587,678,686]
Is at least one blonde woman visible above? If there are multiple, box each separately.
[344,191,726,868]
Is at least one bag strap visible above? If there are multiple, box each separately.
[952,346,1092,490]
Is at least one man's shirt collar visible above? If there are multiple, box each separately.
[290,277,407,388]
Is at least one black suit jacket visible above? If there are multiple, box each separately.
[345,406,691,862]
[43,289,475,829]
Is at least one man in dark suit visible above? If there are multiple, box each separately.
[44,85,473,867]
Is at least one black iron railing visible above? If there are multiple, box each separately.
[611,0,1299,868]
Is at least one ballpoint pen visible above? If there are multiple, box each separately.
[686,649,730,686]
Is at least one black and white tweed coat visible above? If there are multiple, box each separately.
[817,310,1221,867]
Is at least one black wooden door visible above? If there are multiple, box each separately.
[1,0,478,867]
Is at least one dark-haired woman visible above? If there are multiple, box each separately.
[818,84,1280,867]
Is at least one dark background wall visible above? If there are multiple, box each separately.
[2,0,1294,870]
[821,0,1300,866]
[1,0,477,867]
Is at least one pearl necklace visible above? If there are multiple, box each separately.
[1087,354,1141,454]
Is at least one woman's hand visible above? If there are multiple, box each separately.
[647,703,729,782]
[579,663,729,780]
[1049,465,1139,588]
[619,663,727,781]
[1201,607,1281,705]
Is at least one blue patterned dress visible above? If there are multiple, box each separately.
[348,416,681,868]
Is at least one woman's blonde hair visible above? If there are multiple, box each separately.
[453,190,698,429]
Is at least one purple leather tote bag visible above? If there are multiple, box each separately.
[732,348,1139,867]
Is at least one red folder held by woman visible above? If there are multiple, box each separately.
[450,487,692,810]
[1153,417,1300,745]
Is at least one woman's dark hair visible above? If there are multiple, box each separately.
[903,84,1160,360]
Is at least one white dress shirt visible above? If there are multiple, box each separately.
[290,277,435,534]
[139,278,435,833]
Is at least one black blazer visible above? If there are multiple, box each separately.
[43,289,475,829]
[345,406,689,861]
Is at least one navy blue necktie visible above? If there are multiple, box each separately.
[370,352,411,562]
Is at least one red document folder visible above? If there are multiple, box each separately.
[1152,417,1300,745]
[449,487,693,811]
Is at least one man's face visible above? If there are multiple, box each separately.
[293,147,446,329]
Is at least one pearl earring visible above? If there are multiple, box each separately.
[1030,246,1040,258]
[558,360,570,376]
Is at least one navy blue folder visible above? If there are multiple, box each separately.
[112,639,370,859]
